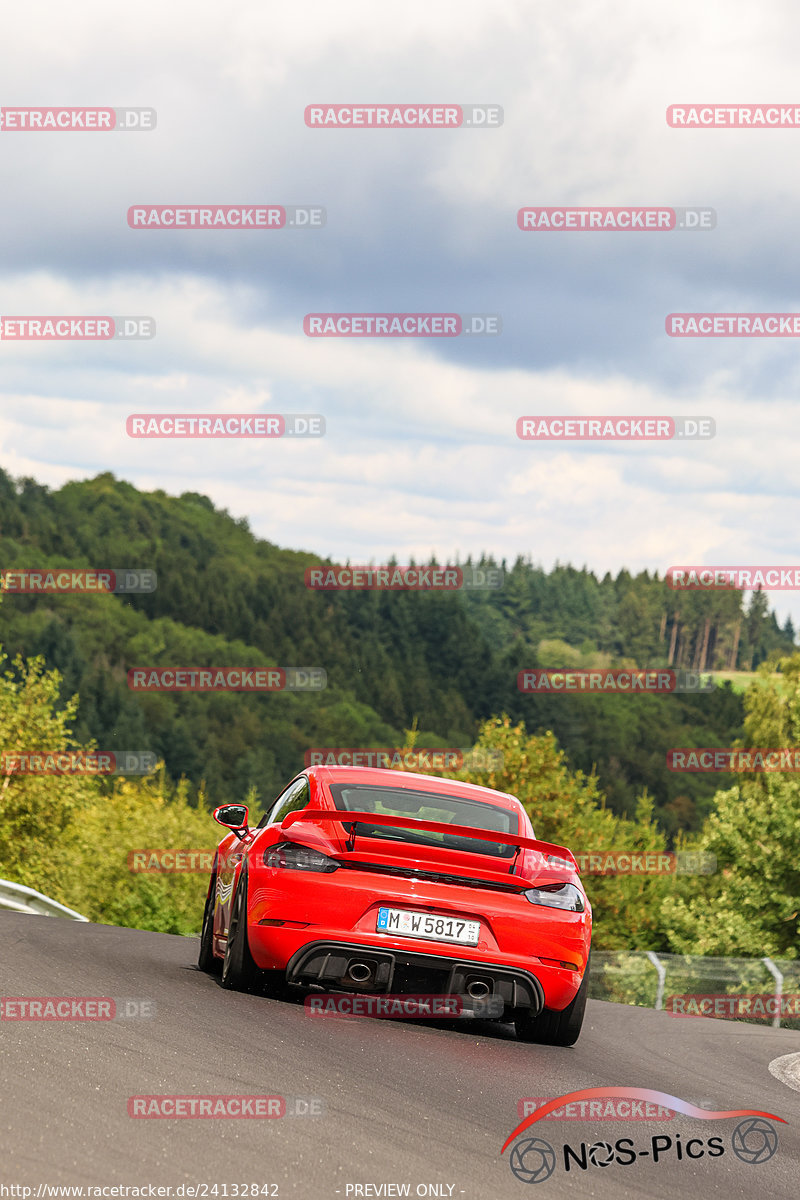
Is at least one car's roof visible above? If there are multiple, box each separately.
[305,764,522,811]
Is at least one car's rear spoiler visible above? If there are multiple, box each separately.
[280,809,579,872]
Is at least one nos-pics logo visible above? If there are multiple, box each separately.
[502,1088,783,1183]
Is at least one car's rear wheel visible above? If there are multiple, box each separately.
[198,869,221,974]
[220,865,262,992]
[515,952,591,1046]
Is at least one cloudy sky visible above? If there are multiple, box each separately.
[2,0,800,622]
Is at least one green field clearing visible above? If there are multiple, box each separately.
[711,670,786,693]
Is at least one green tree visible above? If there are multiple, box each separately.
[662,657,800,957]
[0,649,96,891]
[0,633,223,933]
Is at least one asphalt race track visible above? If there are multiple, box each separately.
[2,911,798,1199]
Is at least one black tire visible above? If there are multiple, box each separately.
[220,865,262,991]
[515,952,591,1046]
[198,870,221,974]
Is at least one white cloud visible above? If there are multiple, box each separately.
[2,1,800,629]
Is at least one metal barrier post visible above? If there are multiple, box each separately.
[762,957,784,1030]
[646,951,666,1011]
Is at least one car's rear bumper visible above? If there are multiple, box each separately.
[247,921,585,1011]
[283,938,546,1014]
[241,865,590,1011]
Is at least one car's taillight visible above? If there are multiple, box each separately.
[264,842,339,873]
[524,882,585,912]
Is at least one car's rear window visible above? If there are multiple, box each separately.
[328,783,518,858]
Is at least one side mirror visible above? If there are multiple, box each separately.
[213,804,249,831]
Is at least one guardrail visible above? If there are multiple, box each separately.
[589,950,800,1029]
[0,878,88,921]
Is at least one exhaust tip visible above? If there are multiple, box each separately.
[466,979,492,999]
[346,961,373,984]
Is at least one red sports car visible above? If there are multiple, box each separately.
[198,765,592,1044]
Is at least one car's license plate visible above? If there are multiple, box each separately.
[376,907,480,945]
